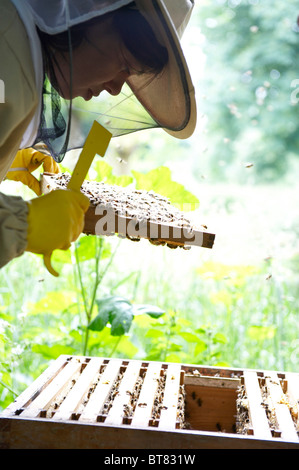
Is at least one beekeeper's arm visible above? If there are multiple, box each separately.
[0,2,89,270]
[0,0,40,268]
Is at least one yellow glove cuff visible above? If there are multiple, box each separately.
[26,189,90,274]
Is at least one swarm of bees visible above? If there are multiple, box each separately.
[48,172,200,250]
[236,384,252,434]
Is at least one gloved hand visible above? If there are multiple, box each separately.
[6,147,60,195]
[26,189,90,276]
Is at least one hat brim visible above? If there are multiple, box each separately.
[127,0,197,139]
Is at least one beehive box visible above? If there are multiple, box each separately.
[1,355,298,449]
[41,173,215,250]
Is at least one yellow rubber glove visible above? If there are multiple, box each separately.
[26,189,90,276]
[6,147,60,195]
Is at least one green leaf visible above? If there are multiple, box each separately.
[89,296,164,337]
[88,296,133,336]
[168,343,183,352]
[92,160,133,187]
[179,332,201,343]
[213,333,228,344]
[214,361,231,368]
[51,248,72,265]
[27,291,76,315]
[69,329,82,343]
[110,303,134,336]
[75,236,112,263]
[112,336,139,359]
[132,304,164,318]
[31,344,75,360]
[145,329,165,339]
[164,353,182,363]
[248,325,277,341]
[75,236,97,261]
[88,302,110,332]
[132,166,199,210]
[194,340,207,355]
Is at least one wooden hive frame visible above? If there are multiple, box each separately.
[1,355,298,449]
[41,173,215,250]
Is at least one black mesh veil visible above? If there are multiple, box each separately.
[34,77,160,163]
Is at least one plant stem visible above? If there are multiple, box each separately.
[109,336,122,357]
[81,238,102,355]
[162,312,176,362]
[75,237,122,356]
[0,379,17,396]
[98,239,121,284]
[74,243,88,315]
[74,243,90,355]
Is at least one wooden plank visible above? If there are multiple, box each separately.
[285,372,299,431]
[184,375,240,389]
[53,357,104,421]
[159,364,181,430]
[285,372,299,406]
[105,361,142,426]
[1,355,68,417]
[2,415,299,449]
[79,359,122,424]
[41,174,215,249]
[40,173,57,194]
[131,362,162,427]
[265,373,298,442]
[20,358,83,418]
[88,207,214,249]
[185,384,237,433]
[243,371,272,440]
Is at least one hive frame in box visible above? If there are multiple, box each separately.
[41,173,215,249]
[0,355,298,449]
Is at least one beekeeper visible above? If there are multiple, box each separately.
[0,0,196,272]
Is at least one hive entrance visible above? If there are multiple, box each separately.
[184,373,240,433]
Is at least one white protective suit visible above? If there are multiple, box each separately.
[0,0,196,269]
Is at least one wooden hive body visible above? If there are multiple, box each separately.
[0,356,298,449]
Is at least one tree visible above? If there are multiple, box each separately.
[191,0,299,183]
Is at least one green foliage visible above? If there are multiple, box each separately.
[92,160,133,187]
[133,310,229,366]
[88,295,164,336]
[91,161,199,209]
[191,0,299,183]
[132,166,199,209]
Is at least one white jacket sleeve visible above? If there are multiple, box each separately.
[0,0,38,180]
[0,0,38,268]
[0,192,28,268]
